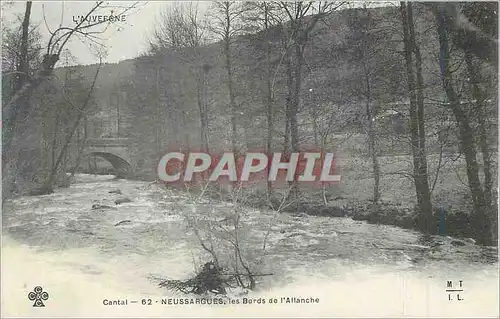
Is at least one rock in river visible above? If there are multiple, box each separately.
[114,220,132,227]
[92,204,115,210]
[115,197,132,205]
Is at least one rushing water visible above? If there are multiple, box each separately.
[2,174,498,318]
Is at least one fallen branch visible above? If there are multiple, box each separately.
[157,261,228,295]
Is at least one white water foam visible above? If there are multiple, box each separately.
[2,236,498,318]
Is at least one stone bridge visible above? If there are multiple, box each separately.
[84,138,135,178]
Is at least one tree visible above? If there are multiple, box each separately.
[277,1,344,200]
[2,1,139,198]
[344,4,382,204]
[459,2,497,220]
[208,1,245,154]
[240,1,282,198]
[400,2,433,234]
[1,6,42,156]
[434,2,495,246]
[150,2,211,152]
[2,1,36,197]
[279,1,343,153]
[37,60,102,194]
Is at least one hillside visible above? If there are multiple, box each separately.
[60,5,450,145]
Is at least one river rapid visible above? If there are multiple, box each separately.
[2,174,498,318]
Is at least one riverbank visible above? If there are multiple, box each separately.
[203,184,498,247]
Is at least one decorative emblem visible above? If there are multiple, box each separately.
[28,286,49,307]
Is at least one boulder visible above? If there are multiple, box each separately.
[465,238,476,245]
[451,240,467,247]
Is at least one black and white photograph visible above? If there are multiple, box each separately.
[1,1,498,317]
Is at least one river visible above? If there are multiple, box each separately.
[2,174,498,318]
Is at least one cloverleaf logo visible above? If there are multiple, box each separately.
[28,286,49,307]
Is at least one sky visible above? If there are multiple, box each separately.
[1,1,197,65]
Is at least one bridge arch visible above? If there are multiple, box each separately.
[85,151,133,178]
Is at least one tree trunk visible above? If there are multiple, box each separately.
[16,1,32,91]
[290,43,302,154]
[223,27,237,154]
[435,4,493,245]
[403,2,433,233]
[203,67,210,151]
[68,116,89,181]
[287,42,303,201]
[321,135,328,205]
[312,107,319,148]
[283,52,293,154]
[356,18,381,205]
[366,106,380,204]
[401,2,432,233]
[283,113,290,153]
[181,95,191,150]
[464,48,493,208]
[116,96,121,138]
[197,71,209,152]
[154,63,161,157]
[264,4,273,198]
